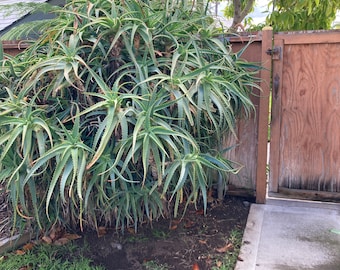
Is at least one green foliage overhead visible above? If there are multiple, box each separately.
[0,0,259,232]
[222,0,339,32]
[223,0,253,18]
[267,0,340,31]
[223,0,255,29]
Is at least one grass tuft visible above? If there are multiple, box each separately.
[0,242,104,270]
[212,229,243,270]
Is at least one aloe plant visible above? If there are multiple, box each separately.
[0,0,260,232]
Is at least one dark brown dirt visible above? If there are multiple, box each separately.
[75,196,251,270]
[1,183,250,269]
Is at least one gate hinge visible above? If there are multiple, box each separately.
[266,46,282,60]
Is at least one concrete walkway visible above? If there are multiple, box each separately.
[235,198,340,270]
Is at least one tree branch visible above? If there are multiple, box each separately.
[231,0,256,30]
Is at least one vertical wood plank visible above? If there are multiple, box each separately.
[225,41,262,192]
[255,27,272,203]
[269,38,284,192]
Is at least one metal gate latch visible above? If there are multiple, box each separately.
[266,46,281,60]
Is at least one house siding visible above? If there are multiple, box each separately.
[0,0,48,32]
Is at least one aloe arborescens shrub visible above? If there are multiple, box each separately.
[0,0,259,232]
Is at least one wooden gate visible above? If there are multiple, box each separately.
[269,30,340,201]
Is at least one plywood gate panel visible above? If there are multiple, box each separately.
[276,33,340,192]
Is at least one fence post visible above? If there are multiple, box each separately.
[255,27,272,204]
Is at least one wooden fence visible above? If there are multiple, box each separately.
[226,29,340,203]
[3,28,340,203]
[2,40,29,56]
[224,30,271,204]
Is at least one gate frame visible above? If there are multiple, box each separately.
[255,27,272,203]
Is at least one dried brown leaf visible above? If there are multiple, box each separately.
[53,237,69,246]
[62,233,81,240]
[215,242,233,253]
[198,239,207,245]
[22,242,34,251]
[42,236,52,244]
[127,228,135,235]
[97,226,107,237]
[171,219,181,225]
[49,226,63,241]
[192,263,200,270]
[15,249,26,255]
[170,224,178,230]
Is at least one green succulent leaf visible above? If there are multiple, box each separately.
[0,0,259,233]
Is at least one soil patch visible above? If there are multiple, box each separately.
[76,196,251,270]
[0,185,251,270]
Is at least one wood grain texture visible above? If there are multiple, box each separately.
[223,41,262,192]
[275,30,340,45]
[271,188,340,202]
[256,28,272,203]
[223,112,258,190]
[269,39,284,193]
[278,40,340,192]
